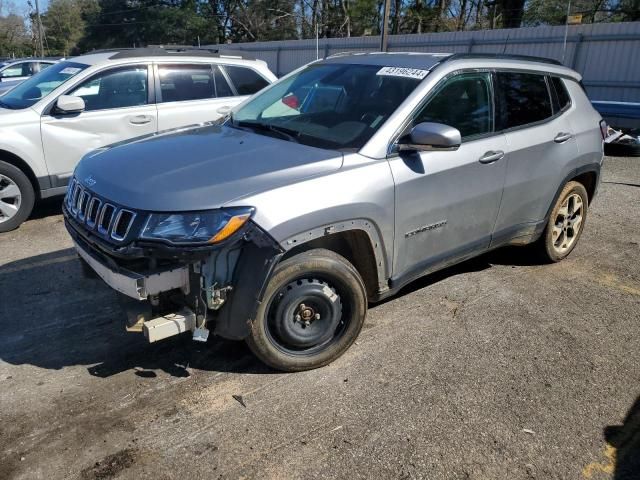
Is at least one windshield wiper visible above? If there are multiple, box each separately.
[235,120,299,143]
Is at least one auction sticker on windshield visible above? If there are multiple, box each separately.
[376,66,429,80]
[60,67,82,75]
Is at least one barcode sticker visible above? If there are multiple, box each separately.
[376,66,429,80]
[60,67,82,75]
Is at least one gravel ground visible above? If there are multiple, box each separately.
[0,156,638,480]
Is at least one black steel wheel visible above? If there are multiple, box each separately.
[246,248,367,372]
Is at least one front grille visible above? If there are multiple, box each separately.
[65,178,137,243]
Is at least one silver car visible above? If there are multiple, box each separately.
[64,52,604,371]
[0,48,275,232]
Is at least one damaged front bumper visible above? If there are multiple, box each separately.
[64,205,284,343]
[73,238,190,301]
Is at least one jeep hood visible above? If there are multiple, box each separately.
[74,124,343,212]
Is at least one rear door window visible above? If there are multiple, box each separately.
[223,65,269,95]
[158,64,215,103]
[38,62,54,72]
[496,72,553,130]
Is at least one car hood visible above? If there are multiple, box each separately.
[74,124,344,212]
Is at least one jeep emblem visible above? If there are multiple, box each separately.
[84,176,97,187]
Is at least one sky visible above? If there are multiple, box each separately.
[1,0,49,17]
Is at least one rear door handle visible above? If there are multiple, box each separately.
[554,132,573,143]
[129,115,152,125]
[478,150,504,164]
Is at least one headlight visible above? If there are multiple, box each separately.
[140,207,254,245]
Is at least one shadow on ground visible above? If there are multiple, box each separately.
[0,249,271,378]
[28,196,64,220]
[0,244,543,379]
[605,395,640,479]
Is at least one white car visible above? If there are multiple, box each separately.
[0,48,276,232]
[0,58,59,96]
[0,58,57,83]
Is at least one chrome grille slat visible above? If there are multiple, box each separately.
[98,204,115,236]
[86,198,102,228]
[110,209,136,241]
[77,191,90,220]
[66,177,136,243]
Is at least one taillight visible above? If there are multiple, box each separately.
[281,93,300,110]
[599,119,608,140]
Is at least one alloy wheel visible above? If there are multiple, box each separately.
[0,174,22,224]
[551,192,583,254]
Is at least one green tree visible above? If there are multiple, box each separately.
[42,0,98,56]
[0,15,30,57]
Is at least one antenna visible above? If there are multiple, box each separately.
[502,32,511,54]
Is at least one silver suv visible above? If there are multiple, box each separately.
[64,53,604,371]
[0,48,275,232]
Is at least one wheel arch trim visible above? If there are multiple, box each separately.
[0,148,43,196]
[280,219,390,295]
[544,163,601,224]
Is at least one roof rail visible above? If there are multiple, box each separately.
[84,46,255,61]
[444,53,563,66]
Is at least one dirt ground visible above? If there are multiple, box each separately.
[0,156,638,480]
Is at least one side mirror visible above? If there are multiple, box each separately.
[398,122,461,152]
[56,95,85,114]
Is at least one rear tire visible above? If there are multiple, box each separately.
[0,161,35,233]
[536,181,589,262]
[246,248,367,372]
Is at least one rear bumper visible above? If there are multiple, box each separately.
[73,238,190,301]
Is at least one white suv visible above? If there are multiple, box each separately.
[0,48,276,232]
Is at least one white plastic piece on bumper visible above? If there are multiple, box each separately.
[73,240,190,301]
[144,309,196,343]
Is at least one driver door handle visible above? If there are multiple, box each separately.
[554,132,573,143]
[478,150,504,164]
[129,114,152,125]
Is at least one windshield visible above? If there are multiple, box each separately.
[0,61,89,110]
[231,63,426,150]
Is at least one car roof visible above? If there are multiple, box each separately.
[69,47,260,67]
[1,57,59,64]
[322,52,451,70]
[320,51,579,79]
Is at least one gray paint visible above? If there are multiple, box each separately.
[74,124,343,212]
[71,54,603,295]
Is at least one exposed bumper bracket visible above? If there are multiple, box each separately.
[74,240,190,301]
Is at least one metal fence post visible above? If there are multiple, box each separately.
[468,38,475,52]
[276,47,281,76]
[571,33,584,70]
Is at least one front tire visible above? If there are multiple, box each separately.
[0,161,35,233]
[246,249,367,372]
[537,181,589,262]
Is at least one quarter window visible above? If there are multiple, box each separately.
[551,77,571,111]
[158,64,215,103]
[68,67,148,111]
[414,72,493,140]
[213,66,233,97]
[496,72,552,129]
[224,66,269,95]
